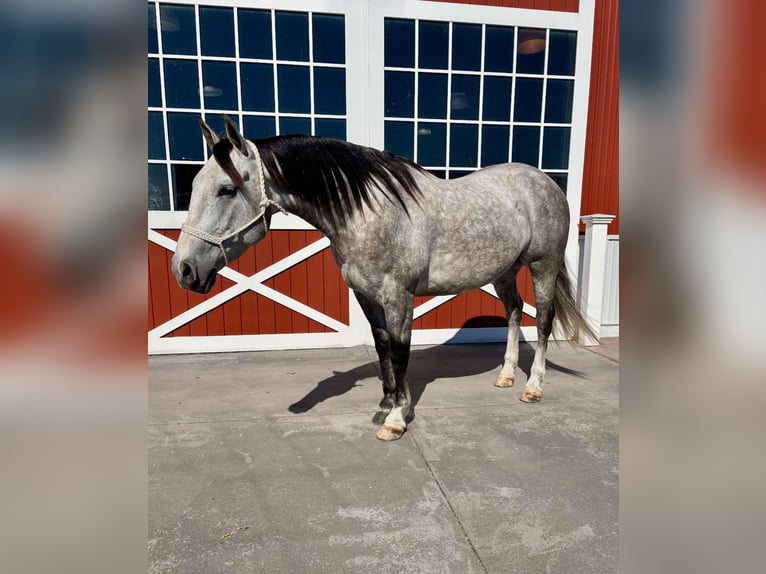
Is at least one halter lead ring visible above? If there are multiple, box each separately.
[181,143,284,265]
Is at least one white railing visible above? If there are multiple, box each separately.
[577,214,618,344]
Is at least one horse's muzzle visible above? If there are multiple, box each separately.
[173,257,216,294]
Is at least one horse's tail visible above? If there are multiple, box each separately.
[553,262,599,345]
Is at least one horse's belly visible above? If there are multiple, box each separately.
[413,252,516,296]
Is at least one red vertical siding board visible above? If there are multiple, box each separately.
[238,241,258,334]
[581,0,619,234]
[288,232,310,333]
[146,274,154,331]
[222,257,242,335]
[148,242,172,328]
[465,290,482,322]
[306,246,328,333]
[186,289,209,336]
[254,234,276,334]
[303,233,326,327]
[451,291,468,328]
[164,248,190,336]
[322,248,341,329]
[339,278,349,326]
[435,298,451,328]
[270,232,293,333]
[423,297,440,330]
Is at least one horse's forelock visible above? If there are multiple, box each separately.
[211,139,248,191]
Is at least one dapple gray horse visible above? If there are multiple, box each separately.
[172,116,594,441]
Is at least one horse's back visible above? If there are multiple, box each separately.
[403,163,568,295]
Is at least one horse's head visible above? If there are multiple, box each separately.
[172,116,274,294]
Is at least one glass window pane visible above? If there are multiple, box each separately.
[384,71,414,118]
[202,61,237,110]
[449,170,474,179]
[511,125,540,166]
[238,9,272,59]
[172,164,203,211]
[240,63,274,112]
[418,73,447,119]
[481,124,510,167]
[548,30,577,76]
[449,123,478,167]
[428,170,446,179]
[148,164,170,210]
[168,112,204,160]
[148,112,165,160]
[385,121,414,161]
[450,75,479,120]
[148,4,158,54]
[542,127,571,169]
[315,118,346,140]
[148,58,162,107]
[482,76,511,121]
[385,19,415,68]
[484,26,514,73]
[163,59,199,109]
[199,7,234,57]
[160,5,197,55]
[243,116,276,139]
[544,79,574,123]
[546,173,568,194]
[417,122,446,166]
[313,14,345,64]
[280,116,311,135]
[314,68,346,115]
[513,77,543,122]
[419,21,448,69]
[452,23,481,71]
[516,28,546,75]
[276,11,309,62]
[277,65,310,113]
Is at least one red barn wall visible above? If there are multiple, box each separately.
[580,0,619,234]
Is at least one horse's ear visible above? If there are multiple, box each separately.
[223,114,250,158]
[198,117,220,150]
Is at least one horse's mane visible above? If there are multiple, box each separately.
[221,135,424,222]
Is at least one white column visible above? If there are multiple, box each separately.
[579,214,616,345]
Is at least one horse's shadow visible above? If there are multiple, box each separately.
[288,316,586,415]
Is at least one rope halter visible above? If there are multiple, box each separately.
[180,143,285,265]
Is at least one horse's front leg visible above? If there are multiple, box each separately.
[377,292,414,441]
[354,290,414,441]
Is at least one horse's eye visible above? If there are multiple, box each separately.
[217,186,237,197]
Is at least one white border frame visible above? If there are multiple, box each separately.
[148,0,597,353]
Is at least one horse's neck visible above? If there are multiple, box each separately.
[268,186,342,241]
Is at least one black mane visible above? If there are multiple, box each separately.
[252,135,424,221]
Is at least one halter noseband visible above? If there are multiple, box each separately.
[180,143,284,265]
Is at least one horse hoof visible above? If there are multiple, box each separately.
[494,375,515,388]
[376,423,405,441]
[520,388,542,402]
[372,410,390,425]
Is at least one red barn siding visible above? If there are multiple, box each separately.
[580,0,619,234]
[148,230,348,337]
[428,0,578,12]
[412,267,536,329]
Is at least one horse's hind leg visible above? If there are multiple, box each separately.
[492,263,523,388]
[522,258,561,402]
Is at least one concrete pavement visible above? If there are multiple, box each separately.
[149,341,618,573]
